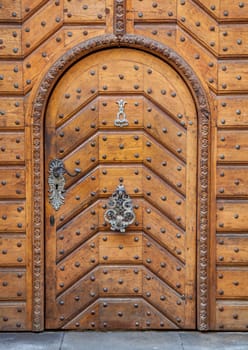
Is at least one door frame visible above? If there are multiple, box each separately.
[29,34,211,331]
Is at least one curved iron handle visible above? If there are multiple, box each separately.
[52,163,81,178]
[48,159,81,211]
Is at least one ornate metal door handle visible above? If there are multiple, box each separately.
[104,183,135,232]
[48,159,81,210]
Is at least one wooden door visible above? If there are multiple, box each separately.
[45,48,197,330]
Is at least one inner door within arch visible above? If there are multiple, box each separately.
[45,48,197,330]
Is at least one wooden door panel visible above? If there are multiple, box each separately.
[56,202,99,261]
[0,303,26,331]
[133,0,176,20]
[178,0,218,54]
[97,299,178,330]
[216,302,248,330]
[99,133,143,162]
[143,136,186,194]
[54,169,100,222]
[143,270,185,325]
[45,49,197,330]
[143,102,187,161]
[0,0,22,20]
[217,201,248,232]
[218,62,248,92]
[217,166,248,197]
[217,269,248,298]
[0,168,25,199]
[99,61,143,92]
[0,236,26,267]
[62,137,99,188]
[56,106,98,156]
[0,133,24,164]
[143,204,185,262]
[99,166,143,196]
[217,236,248,264]
[52,272,99,329]
[218,130,248,163]
[22,1,63,55]
[0,270,26,300]
[0,202,25,232]
[64,0,106,23]
[143,236,185,292]
[0,28,21,57]
[62,301,100,330]
[143,169,185,228]
[56,236,99,294]
[0,63,23,93]
[217,96,248,127]
[99,233,143,264]
[47,66,99,126]
[0,97,24,129]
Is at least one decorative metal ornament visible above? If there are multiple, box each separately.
[114,99,128,127]
[48,159,81,210]
[104,184,135,232]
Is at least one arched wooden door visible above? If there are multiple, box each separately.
[45,48,197,330]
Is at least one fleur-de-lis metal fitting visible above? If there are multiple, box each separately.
[114,99,128,127]
[104,183,135,232]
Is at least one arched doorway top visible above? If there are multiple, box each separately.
[31,34,210,331]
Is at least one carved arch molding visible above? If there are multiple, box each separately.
[31,34,210,331]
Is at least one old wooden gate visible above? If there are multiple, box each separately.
[45,48,197,330]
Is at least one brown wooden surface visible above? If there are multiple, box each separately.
[45,49,197,330]
[0,0,247,332]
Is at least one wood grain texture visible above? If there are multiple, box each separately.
[4,0,248,332]
[44,49,197,330]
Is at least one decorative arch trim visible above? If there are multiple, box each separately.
[31,34,210,331]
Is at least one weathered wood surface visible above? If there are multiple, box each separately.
[0,0,247,331]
